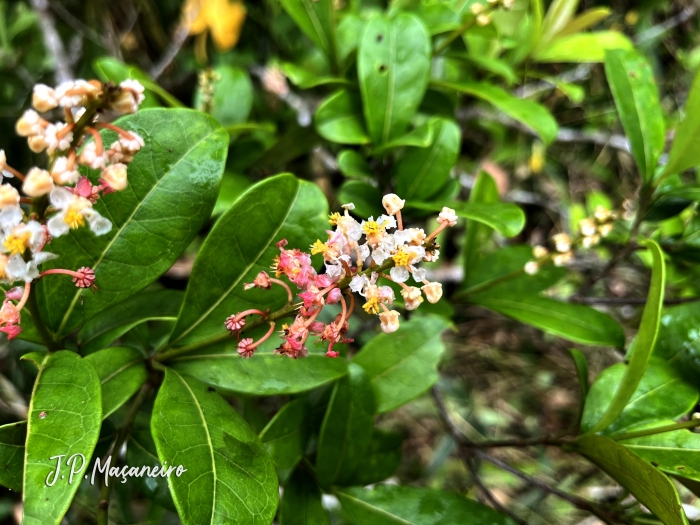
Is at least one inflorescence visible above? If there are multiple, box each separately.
[0,79,145,339]
[225,195,457,359]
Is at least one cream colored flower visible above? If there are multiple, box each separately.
[382,194,405,215]
[524,261,539,275]
[401,286,423,310]
[422,282,443,304]
[379,310,400,333]
[101,163,128,191]
[437,207,458,227]
[22,168,54,197]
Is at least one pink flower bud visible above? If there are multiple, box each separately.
[225,314,246,332]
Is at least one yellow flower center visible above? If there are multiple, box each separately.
[362,297,381,315]
[63,206,85,229]
[3,232,30,256]
[310,239,328,255]
[392,248,415,267]
[363,220,382,236]
[328,212,341,225]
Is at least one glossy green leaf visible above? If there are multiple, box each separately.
[93,57,183,108]
[338,180,383,219]
[78,289,182,354]
[213,172,253,216]
[126,426,176,512]
[570,349,589,425]
[534,32,632,63]
[352,315,450,413]
[315,90,370,145]
[316,364,374,487]
[0,421,26,492]
[280,465,329,525]
[281,63,349,89]
[448,54,517,85]
[347,430,402,486]
[23,351,102,525]
[664,68,700,176]
[337,150,373,180]
[581,358,697,435]
[588,240,665,433]
[336,14,364,66]
[170,352,348,396]
[654,301,700,382]
[167,174,327,348]
[370,120,436,155]
[573,434,688,525]
[37,109,227,338]
[84,346,148,418]
[336,485,517,525]
[474,296,625,348]
[280,0,337,64]
[463,172,500,280]
[194,65,253,127]
[151,368,278,524]
[358,13,431,144]
[433,80,558,144]
[394,119,460,200]
[260,398,308,469]
[604,49,664,182]
[407,200,525,238]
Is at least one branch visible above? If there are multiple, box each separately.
[150,10,197,80]
[30,0,72,83]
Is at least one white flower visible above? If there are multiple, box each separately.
[382,194,405,215]
[0,206,23,231]
[424,249,440,262]
[394,228,425,246]
[401,286,423,310]
[50,156,80,185]
[422,282,443,304]
[15,109,43,137]
[389,245,426,283]
[32,84,58,113]
[45,123,73,154]
[350,274,369,295]
[553,251,573,267]
[579,218,597,237]
[598,223,613,237]
[341,203,355,211]
[532,245,549,259]
[552,233,571,253]
[356,243,370,262]
[101,163,128,191]
[46,187,111,238]
[324,261,343,280]
[112,80,145,114]
[119,132,145,154]
[582,235,600,249]
[22,168,54,197]
[0,185,19,208]
[1,219,45,255]
[379,310,400,333]
[79,142,108,170]
[437,207,458,227]
[524,261,539,275]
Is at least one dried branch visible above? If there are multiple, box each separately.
[30,0,72,83]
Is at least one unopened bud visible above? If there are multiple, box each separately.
[32,84,58,113]
[579,218,597,237]
[532,245,549,259]
[476,14,491,26]
[598,223,613,237]
[422,282,443,304]
[470,3,484,14]
[401,286,423,310]
[552,233,571,253]
[101,163,128,191]
[553,251,573,267]
[581,235,600,249]
[0,184,20,207]
[437,207,458,227]
[524,261,539,275]
[23,168,54,197]
[379,310,400,334]
[382,193,405,215]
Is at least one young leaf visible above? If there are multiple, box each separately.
[394,119,460,200]
[36,109,227,337]
[474,296,625,348]
[316,363,375,487]
[260,398,308,470]
[280,465,329,525]
[335,484,518,525]
[581,358,697,435]
[358,13,431,144]
[151,368,278,525]
[0,421,26,492]
[407,201,525,238]
[369,119,436,155]
[557,7,612,36]
[78,289,183,354]
[664,68,700,177]
[604,49,665,182]
[534,32,632,63]
[337,150,373,180]
[23,351,102,525]
[315,90,370,145]
[573,434,689,525]
[194,65,253,126]
[538,0,579,46]
[432,81,558,144]
[588,240,665,433]
[463,172,500,279]
[280,0,337,66]
[167,173,328,348]
[85,346,148,419]
[352,315,451,413]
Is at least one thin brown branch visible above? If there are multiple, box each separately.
[30,0,72,83]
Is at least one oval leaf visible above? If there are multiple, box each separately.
[0,421,26,492]
[280,465,329,525]
[534,32,632,63]
[408,200,525,238]
[315,90,370,145]
[260,398,308,470]
[664,68,700,176]
[280,0,337,64]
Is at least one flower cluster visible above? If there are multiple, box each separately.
[225,195,456,359]
[0,79,145,339]
[525,206,618,275]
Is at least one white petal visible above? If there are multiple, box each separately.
[47,213,69,237]
[87,212,112,236]
[24,221,44,251]
[5,255,28,281]
[371,248,389,265]
[49,186,74,209]
[33,251,58,265]
[412,267,427,282]
[349,275,368,294]
[0,205,23,230]
[390,266,409,283]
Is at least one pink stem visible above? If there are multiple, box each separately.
[234,309,268,321]
[269,277,294,304]
[85,127,104,155]
[95,122,139,140]
[335,294,348,332]
[396,210,403,231]
[303,306,323,327]
[40,268,83,279]
[425,222,448,243]
[247,322,276,350]
[16,282,31,311]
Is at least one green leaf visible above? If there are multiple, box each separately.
[93,57,183,108]
[78,289,183,354]
[126,426,176,512]
[337,150,373,180]
[432,80,558,144]
[151,368,278,524]
[338,180,383,219]
[260,398,308,470]
[0,421,26,492]
[588,240,665,433]
[572,434,689,525]
[170,352,348,396]
[23,351,102,525]
[538,0,578,45]
[280,465,329,525]
[213,172,253,216]
[558,8,612,36]
[407,200,525,238]
[37,109,227,337]
[84,346,148,419]
[463,172,500,280]
[358,13,431,144]
[167,174,327,348]
[352,315,450,413]
[370,120,436,156]
[281,62,349,89]
[195,65,253,127]
[336,485,517,525]
[654,301,700,383]
[316,364,375,487]
[664,68,700,176]
[570,349,589,425]
[604,49,665,182]
[394,119,460,200]
[447,54,517,85]
[534,32,632,63]
[280,0,337,65]
[346,430,402,486]
[315,90,370,145]
[581,358,697,435]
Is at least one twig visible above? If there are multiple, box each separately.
[635,3,698,44]
[150,12,196,79]
[30,0,72,83]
